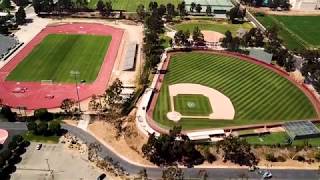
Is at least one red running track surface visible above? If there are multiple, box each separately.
[0,23,123,110]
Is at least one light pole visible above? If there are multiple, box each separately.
[70,70,81,112]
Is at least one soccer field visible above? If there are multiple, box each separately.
[6,34,111,83]
[174,20,253,35]
[255,15,320,50]
[153,52,317,129]
[88,0,181,11]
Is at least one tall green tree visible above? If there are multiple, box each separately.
[195,4,202,13]
[217,136,258,166]
[136,4,145,21]
[27,121,37,134]
[177,1,186,19]
[1,0,11,9]
[105,1,112,16]
[166,3,175,20]
[192,26,204,45]
[190,2,196,12]
[104,78,123,111]
[49,121,61,135]
[206,5,212,16]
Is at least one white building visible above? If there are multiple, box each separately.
[290,0,320,10]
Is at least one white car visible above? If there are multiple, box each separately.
[262,171,272,179]
[36,144,42,150]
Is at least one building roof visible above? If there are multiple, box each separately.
[283,121,320,140]
[248,48,273,64]
[122,42,137,71]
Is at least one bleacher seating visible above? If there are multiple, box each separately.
[0,34,19,60]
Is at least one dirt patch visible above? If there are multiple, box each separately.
[88,120,153,166]
[202,30,225,43]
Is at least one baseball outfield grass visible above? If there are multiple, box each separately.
[153,52,317,130]
[174,20,253,35]
[255,15,320,50]
[6,34,111,83]
[88,0,181,11]
[174,94,212,116]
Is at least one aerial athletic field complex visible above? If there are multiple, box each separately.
[0,23,123,109]
[152,52,318,129]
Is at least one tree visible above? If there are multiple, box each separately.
[15,6,27,25]
[217,135,258,166]
[226,5,246,23]
[166,3,175,20]
[60,98,75,114]
[158,4,166,17]
[104,78,123,111]
[1,0,11,9]
[190,2,196,12]
[177,1,186,19]
[37,121,48,135]
[148,1,158,11]
[195,4,202,13]
[0,105,15,122]
[15,0,29,7]
[96,0,105,15]
[192,26,204,45]
[105,1,112,16]
[34,108,52,121]
[174,30,190,46]
[27,121,37,133]
[162,166,184,180]
[221,30,233,48]
[142,126,204,166]
[49,121,61,135]
[206,5,212,16]
[136,4,145,21]
[32,0,41,14]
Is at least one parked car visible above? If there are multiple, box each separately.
[262,171,272,179]
[97,173,106,180]
[36,144,42,150]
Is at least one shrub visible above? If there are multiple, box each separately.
[315,152,320,161]
[34,108,53,121]
[277,155,286,162]
[254,12,265,17]
[265,153,277,162]
[293,155,305,162]
[204,150,216,163]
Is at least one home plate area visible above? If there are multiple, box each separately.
[166,83,235,122]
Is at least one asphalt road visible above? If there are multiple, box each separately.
[1,122,320,179]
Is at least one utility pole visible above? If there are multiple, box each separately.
[70,70,81,112]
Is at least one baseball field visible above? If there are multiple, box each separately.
[153,52,317,129]
[6,34,111,83]
[255,15,320,50]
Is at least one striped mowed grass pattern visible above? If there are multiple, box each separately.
[153,52,317,130]
[6,34,111,83]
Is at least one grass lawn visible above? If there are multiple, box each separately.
[245,132,320,146]
[161,35,172,49]
[6,34,111,83]
[23,132,60,144]
[174,94,212,116]
[255,15,320,50]
[153,52,317,130]
[88,0,181,11]
[173,20,253,35]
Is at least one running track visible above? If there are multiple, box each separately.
[0,23,123,110]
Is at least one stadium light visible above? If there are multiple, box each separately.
[70,70,81,112]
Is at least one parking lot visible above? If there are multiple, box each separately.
[11,143,103,180]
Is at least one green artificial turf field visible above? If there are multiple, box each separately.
[255,15,320,50]
[6,34,111,83]
[174,94,212,116]
[174,20,253,35]
[153,52,317,130]
[88,0,181,11]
